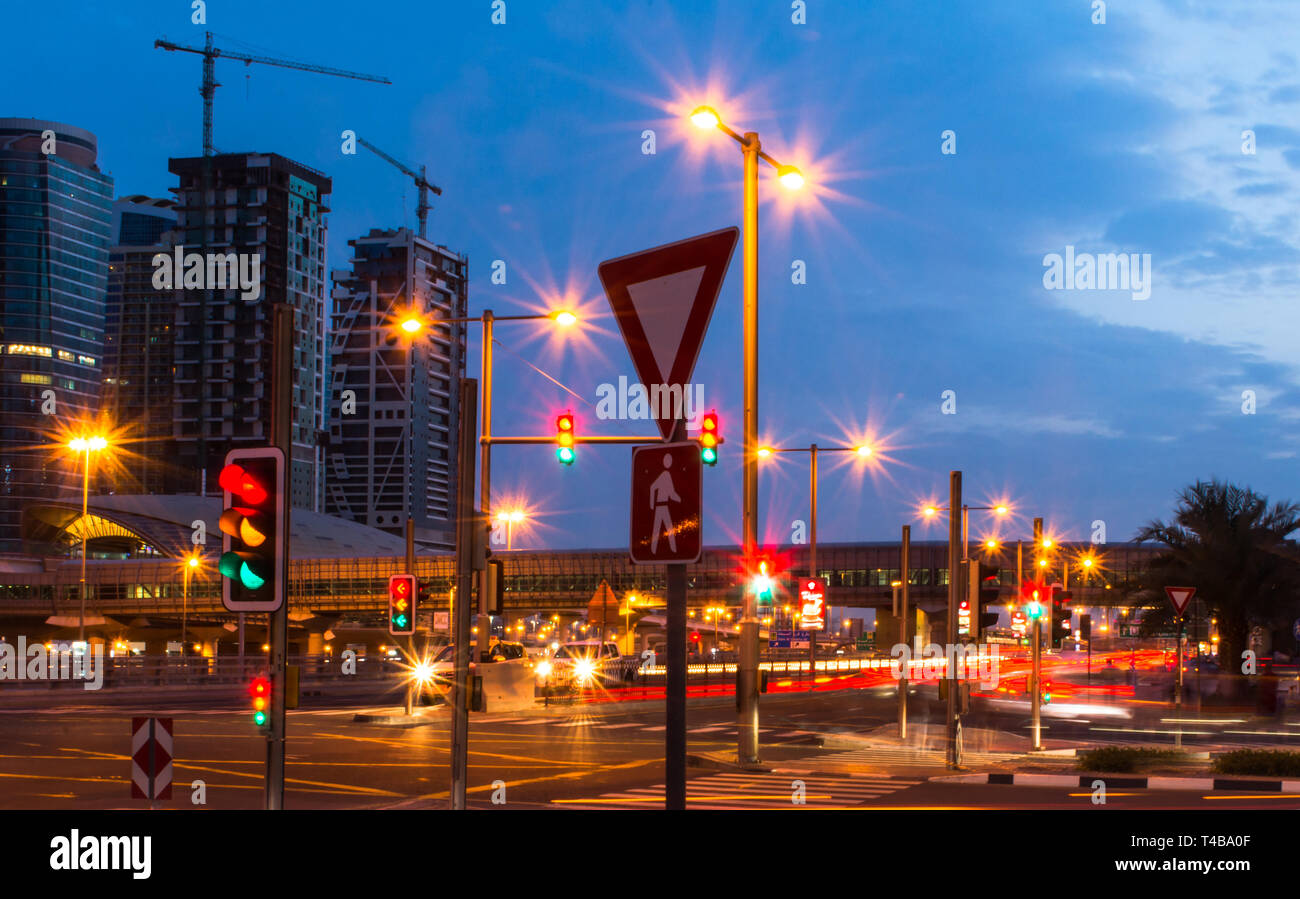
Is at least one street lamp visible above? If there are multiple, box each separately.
[393,306,576,660]
[66,434,110,644]
[495,509,527,550]
[690,103,804,767]
[181,551,201,657]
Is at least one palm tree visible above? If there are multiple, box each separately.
[1133,481,1300,677]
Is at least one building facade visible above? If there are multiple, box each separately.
[0,118,114,552]
[103,196,178,494]
[167,153,330,510]
[325,228,468,549]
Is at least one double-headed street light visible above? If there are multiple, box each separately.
[691,104,805,765]
[495,509,527,551]
[66,434,110,644]
[396,306,577,661]
[181,551,201,657]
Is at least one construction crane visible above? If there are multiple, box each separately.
[356,136,443,240]
[155,31,391,157]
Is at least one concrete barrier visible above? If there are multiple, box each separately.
[479,660,538,713]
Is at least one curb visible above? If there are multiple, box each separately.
[932,772,1300,792]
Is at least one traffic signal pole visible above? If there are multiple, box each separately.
[405,519,415,716]
[266,304,292,810]
[477,312,493,665]
[808,444,817,688]
[946,470,962,769]
[451,378,478,809]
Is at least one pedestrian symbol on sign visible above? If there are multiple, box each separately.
[650,453,683,554]
[630,442,702,564]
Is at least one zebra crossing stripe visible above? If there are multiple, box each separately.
[553,771,919,809]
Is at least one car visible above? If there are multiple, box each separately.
[537,640,632,685]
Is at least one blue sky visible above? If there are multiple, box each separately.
[8,0,1299,550]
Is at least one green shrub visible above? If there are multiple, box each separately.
[1212,750,1300,777]
[1077,746,1186,773]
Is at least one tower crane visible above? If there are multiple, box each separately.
[155,31,391,157]
[356,136,443,240]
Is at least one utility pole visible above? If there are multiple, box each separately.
[477,311,494,666]
[946,470,962,768]
[1031,517,1043,752]
[450,378,478,809]
[665,417,688,809]
[265,304,292,810]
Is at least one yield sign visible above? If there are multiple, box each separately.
[598,227,739,440]
[1165,586,1196,615]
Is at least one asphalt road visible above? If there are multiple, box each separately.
[0,687,1297,810]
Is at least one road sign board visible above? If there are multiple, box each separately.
[770,630,792,648]
[598,228,739,440]
[630,442,702,563]
[791,630,812,649]
[798,577,827,631]
[131,717,173,800]
[1164,586,1196,615]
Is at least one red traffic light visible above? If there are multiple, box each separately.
[219,463,268,505]
[702,412,717,432]
[556,412,573,432]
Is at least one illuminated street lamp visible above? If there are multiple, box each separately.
[495,509,528,550]
[66,433,110,644]
[181,551,202,657]
[689,103,804,766]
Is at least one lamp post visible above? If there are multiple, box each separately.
[396,307,576,663]
[67,435,109,645]
[181,552,201,657]
[496,509,526,551]
[758,442,873,687]
[690,105,803,766]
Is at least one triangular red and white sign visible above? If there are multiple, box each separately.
[598,227,738,440]
[1164,585,1196,615]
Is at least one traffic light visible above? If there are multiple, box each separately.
[388,574,417,635]
[1041,679,1052,704]
[484,559,504,616]
[750,558,775,606]
[968,561,1000,635]
[1051,586,1072,648]
[555,411,575,465]
[698,410,722,466]
[218,448,286,612]
[249,674,271,729]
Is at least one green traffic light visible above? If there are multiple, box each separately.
[253,711,267,726]
[557,446,575,465]
[239,561,266,590]
[701,446,717,465]
[393,614,408,628]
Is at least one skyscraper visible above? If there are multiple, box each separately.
[167,152,330,511]
[326,228,467,549]
[104,196,178,495]
[0,118,114,552]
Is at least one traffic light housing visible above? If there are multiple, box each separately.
[698,410,722,466]
[1041,679,1052,704]
[750,558,775,607]
[968,561,1000,636]
[1051,586,1072,648]
[484,559,504,616]
[556,411,575,465]
[218,448,286,612]
[388,574,417,635]
[249,674,271,730]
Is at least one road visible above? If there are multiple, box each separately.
[1,685,1297,810]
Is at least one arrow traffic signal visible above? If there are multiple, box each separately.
[556,412,575,465]
[389,574,417,636]
[218,448,285,612]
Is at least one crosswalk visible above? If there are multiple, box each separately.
[552,770,922,809]
[471,715,820,743]
[770,745,1022,771]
